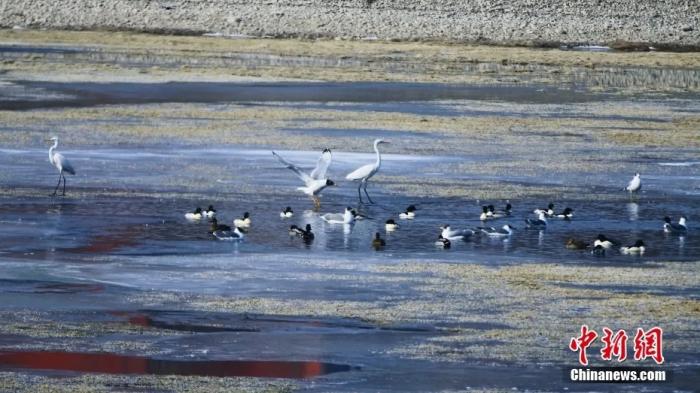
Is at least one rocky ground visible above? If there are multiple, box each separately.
[1,1,699,49]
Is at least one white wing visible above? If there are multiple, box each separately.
[346,163,375,181]
[54,153,75,175]
[272,151,312,185]
[321,213,344,223]
[310,149,332,180]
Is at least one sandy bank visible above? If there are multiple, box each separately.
[1,1,698,49]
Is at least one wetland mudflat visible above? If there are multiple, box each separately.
[0,31,699,392]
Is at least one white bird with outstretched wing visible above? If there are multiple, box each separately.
[272,149,335,207]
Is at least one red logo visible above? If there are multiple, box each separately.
[600,327,628,362]
[633,327,664,365]
[569,326,664,365]
[569,325,598,366]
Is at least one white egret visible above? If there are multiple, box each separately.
[625,173,641,193]
[272,149,335,208]
[46,136,76,197]
[346,139,389,204]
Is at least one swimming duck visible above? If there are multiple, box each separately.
[534,203,555,217]
[372,232,386,249]
[620,240,645,255]
[399,205,417,219]
[491,203,512,217]
[525,212,548,229]
[479,224,514,237]
[203,205,216,218]
[321,207,356,224]
[280,206,294,218]
[385,219,399,231]
[185,207,203,221]
[210,218,245,240]
[214,227,245,240]
[435,235,451,248]
[593,234,615,249]
[479,206,492,221]
[210,218,231,232]
[351,209,367,220]
[591,244,606,256]
[290,224,314,242]
[234,212,251,228]
[555,207,574,219]
[663,216,687,234]
[440,225,474,241]
[566,238,588,250]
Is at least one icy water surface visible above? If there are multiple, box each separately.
[0,43,699,391]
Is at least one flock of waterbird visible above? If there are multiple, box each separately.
[46,137,688,255]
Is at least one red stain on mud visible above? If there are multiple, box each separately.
[0,351,351,379]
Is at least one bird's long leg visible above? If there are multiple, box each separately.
[61,174,67,196]
[363,181,374,204]
[312,195,321,211]
[357,182,364,204]
[51,172,62,196]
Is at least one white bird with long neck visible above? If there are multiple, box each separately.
[46,136,76,197]
[346,139,389,204]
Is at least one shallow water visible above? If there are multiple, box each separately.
[1,43,699,392]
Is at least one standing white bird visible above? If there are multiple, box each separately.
[625,173,641,193]
[46,136,76,197]
[272,149,335,209]
[346,139,389,204]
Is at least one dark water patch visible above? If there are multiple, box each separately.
[0,45,82,55]
[110,311,259,333]
[3,81,605,110]
[112,310,436,334]
[0,279,104,295]
[0,350,353,378]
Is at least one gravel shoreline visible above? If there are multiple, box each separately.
[1,0,698,49]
